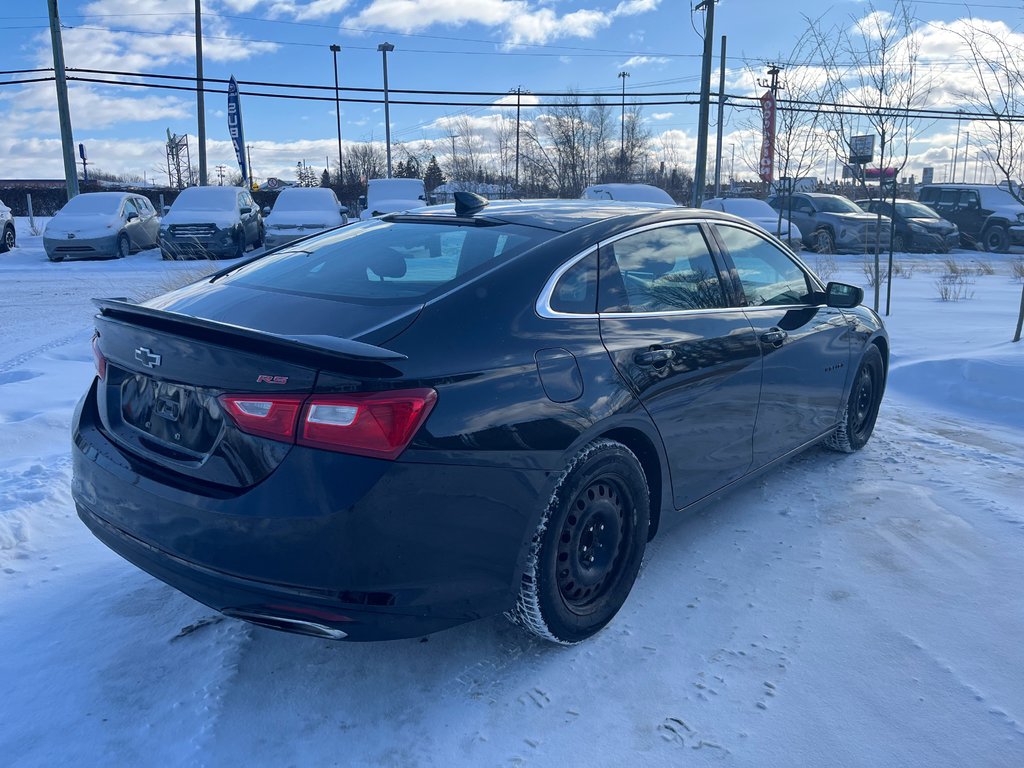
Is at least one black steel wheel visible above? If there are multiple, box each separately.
[115,233,130,259]
[0,224,14,253]
[982,225,1010,253]
[825,344,885,453]
[233,230,246,259]
[815,228,835,254]
[507,439,649,644]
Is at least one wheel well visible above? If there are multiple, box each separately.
[870,336,890,378]
[600,427,663,540]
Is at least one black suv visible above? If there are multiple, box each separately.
[917,183,1024,251]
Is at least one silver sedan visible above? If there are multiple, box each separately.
[44,192,160,262]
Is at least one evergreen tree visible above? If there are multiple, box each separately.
[423,155,445,193]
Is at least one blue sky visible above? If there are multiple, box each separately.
[2,0,1022,183]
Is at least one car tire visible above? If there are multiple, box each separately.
[825,344,885,454]
[0,224,15,253]
[233,230,245,259]
[507,439,650,645]
[256,224,265,248]
[982,224,1010,253]
[893,233,907,252]
[47,253,65,263]
[116,233,130,259]
[160,248,176,261]
[814,228,835,254]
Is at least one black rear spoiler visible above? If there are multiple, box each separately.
[93,298,408,363]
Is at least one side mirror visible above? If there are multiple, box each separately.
[339,205,349,214]
[126,211,139,222]
[825,281,863,309]
[358,195,367,208]
[262,206,271,216]
[240,206,252,215]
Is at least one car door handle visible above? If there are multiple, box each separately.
[760,328,788,346]
[633,348,675,366]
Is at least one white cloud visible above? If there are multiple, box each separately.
[619,56,670,68]
[348,0,659,46]
[651,112,673,120]
[268,0,352,20]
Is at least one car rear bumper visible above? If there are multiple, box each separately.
[71,382,548,640]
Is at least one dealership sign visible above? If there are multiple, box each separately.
[759,90,776,183]
[227,76,248,184]
[849,134,875,166]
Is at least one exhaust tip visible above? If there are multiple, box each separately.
[224,609,349,640]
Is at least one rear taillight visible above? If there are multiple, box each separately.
[218,389,436,460]
[91,333,107,380]
[219,395,305,442]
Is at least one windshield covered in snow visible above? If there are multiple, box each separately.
[721,199,775,217]
[171,187,239,211]
[59,194,122,215]
[271,189,339,213]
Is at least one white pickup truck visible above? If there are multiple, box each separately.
[359,178,428,220]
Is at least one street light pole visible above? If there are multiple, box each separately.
[618,71,630,181]
[378,42,395,179]
[330,44,343,186]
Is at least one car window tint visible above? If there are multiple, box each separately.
[938,189,958,206]
[714,224,812,307]
[793,198,813,213]
[919,188,936,203]
[549,251,597,314]
[224,220,543,304]
[960,191,980,208]
[601,224,726,313]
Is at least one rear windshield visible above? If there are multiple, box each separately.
[896,201,940,218]
[221,218,545,304]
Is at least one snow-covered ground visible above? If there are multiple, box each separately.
[1,218,1023,767]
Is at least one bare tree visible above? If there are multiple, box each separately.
[811,1,930,311]
[955,21,1024,204]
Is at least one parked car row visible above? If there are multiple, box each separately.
[26,187,354,262]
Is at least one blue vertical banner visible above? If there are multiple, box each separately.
[227,76,248,184]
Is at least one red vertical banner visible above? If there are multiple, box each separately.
[759,90,776,183]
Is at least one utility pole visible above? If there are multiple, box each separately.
[378,42,395,178]
[618,71,630,182]
[330,44,343,186]
[514,85,522,191]
[195,0,207,185]
[961,131,970,184]
[951,112,962,184]
[246,144,254,188]
[46,0,79,200]
[713,35,727,198]
[691,0,718,207]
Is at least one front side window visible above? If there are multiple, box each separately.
[600,224,726,313]
[714,224,812,307]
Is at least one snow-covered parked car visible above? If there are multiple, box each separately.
[159,186,263,260]
[43,192,160,262]
[262,187,348,250]
[359,178,428,220]
[581,183,675,204]
[0,197,14,252]
[702,197,803,250]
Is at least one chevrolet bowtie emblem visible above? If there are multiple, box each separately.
[134,347,162,368]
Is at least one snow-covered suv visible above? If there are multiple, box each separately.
[918,183,1024,252]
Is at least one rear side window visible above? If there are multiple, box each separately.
[223,220,543,304]
[600,224,727,312]
[550,251,597,314]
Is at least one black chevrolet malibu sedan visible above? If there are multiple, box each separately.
[72,196,888,644]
